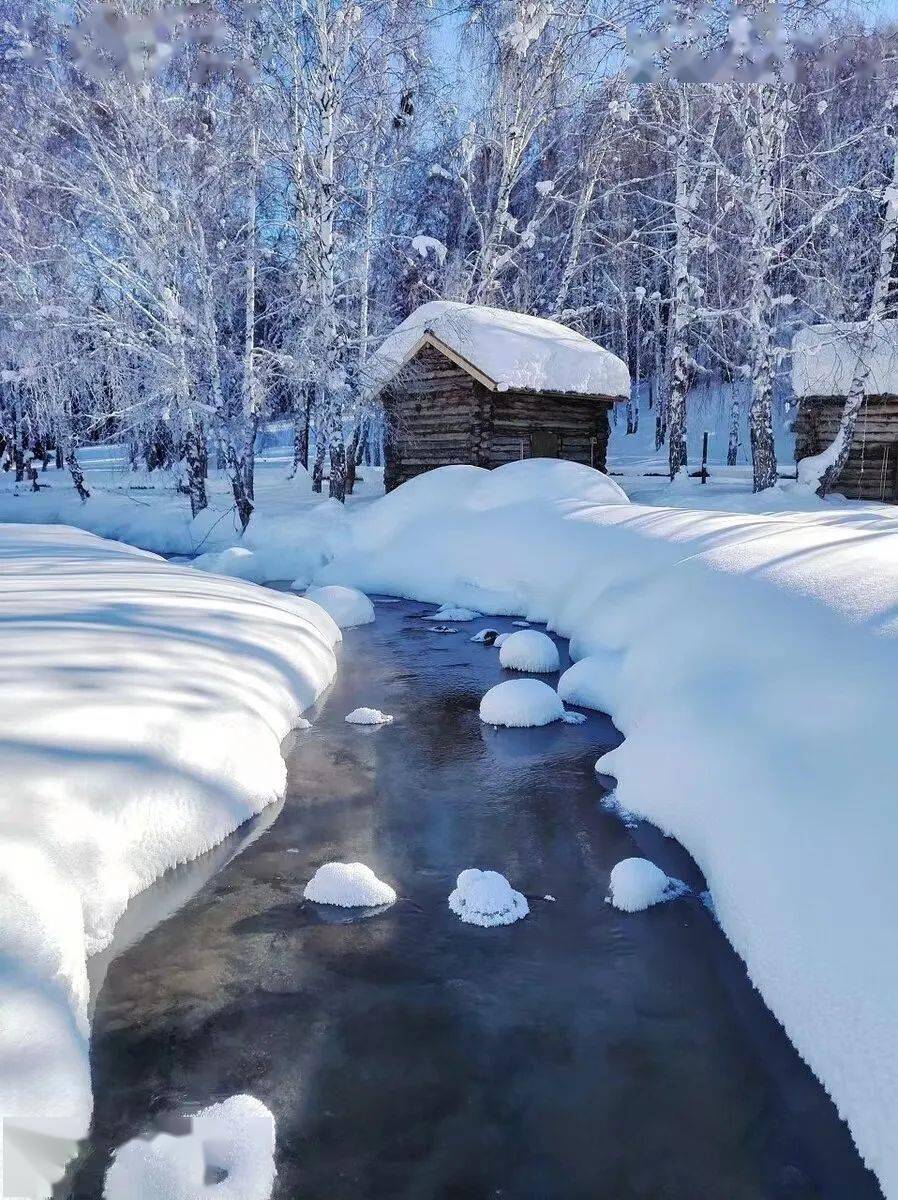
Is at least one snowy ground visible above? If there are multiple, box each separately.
[4,424,898,1194]
[0,526,339,1190]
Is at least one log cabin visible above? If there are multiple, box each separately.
[792,321,898,502]
[369,301,631,492]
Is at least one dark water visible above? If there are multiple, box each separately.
[68,600,882,1200]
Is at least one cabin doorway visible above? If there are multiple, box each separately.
[530,429,560,458]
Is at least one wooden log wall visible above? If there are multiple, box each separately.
[485,390,613,471]
[795,396,898,502]
[383,343,616,490]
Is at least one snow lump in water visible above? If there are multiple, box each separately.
[104,1094,276,1200]
[345,706,393,725]
[302,584,375,628]
[448,869,529,927]
[304,862,397,908]
[607,858,686,913]
[498,629,560,673]
[479,678,564,727]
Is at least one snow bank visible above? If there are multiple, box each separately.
[479,678,564,727]
[0,525,339,1183]
[557,650,621,713]
[319,457,898,1195]
[345,707,393,725]
[302,584,375,628]
[303,862,397,908]
[607,858,685,913]
[448,869,529,927]
[104,1094,276,1200]
[498,628,560,673]
[370,300,630,398]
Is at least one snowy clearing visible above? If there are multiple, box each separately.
[479,678,565,728]
[448,869,529,927]
[498,628,561,673]
[0,525,339,1178]
[607,858,687,913]
[303,862,397,908]
[104,1094,276,1200]
[301,584,375,628]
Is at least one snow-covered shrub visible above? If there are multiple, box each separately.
[345,707,393,725]
[303,584,375,628]
[303,862,397,907]
[104,1094,276,1200]
[498,629,560,673]
[479,678,564,727]
[607,858,685,913]
[448,869,529,927]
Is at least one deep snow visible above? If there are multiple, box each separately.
[497,628,560,673]
[0,525,339,1190]
[301,584,375,628]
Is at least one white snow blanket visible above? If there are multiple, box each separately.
[370,300,631,398]
[0,525,339,1184]
[318,457,898,1196]
[104,1094,276,1200]
[792,319,898,398]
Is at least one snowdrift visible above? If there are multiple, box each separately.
[319,457,898,1196]
[0,525,339,1184]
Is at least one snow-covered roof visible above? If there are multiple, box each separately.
[792,320,898,398]
[370,301,630,399]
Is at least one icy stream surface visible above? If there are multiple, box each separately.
[69,599,882,1200]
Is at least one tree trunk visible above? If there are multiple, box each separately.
[185,420,208,517]
[66,443,90,501]
[292,385,311,473]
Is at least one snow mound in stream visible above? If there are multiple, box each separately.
[302,584,375,628]
[432,604,481,621]
[104,1094,276,1200]
[479,678,564,727]
[448,869,529,927]
[498,629,560,673]
[345,706,393,725]
[303,862,397,907]
[470,628,499,644]
[607,858,686,913]
[493,632,511,648]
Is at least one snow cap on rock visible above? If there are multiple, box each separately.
[303,585,375,628]
[448,868,529,927]
[304,862,397,907]
[498,629,560,673]
[104,1094,276,1200]
[607,858,685,913]
[345,707,393,725]
[479,678,564,727]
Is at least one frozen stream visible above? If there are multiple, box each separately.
[67,598,882,1199]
